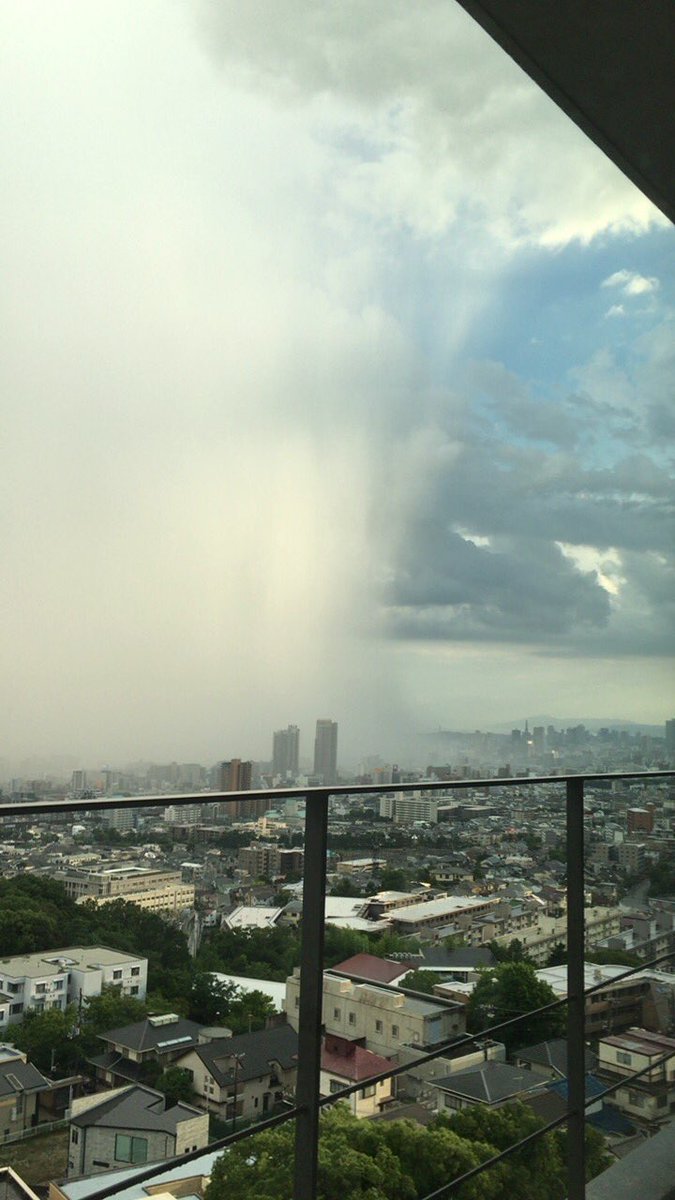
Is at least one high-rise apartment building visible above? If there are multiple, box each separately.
[218,759,252,792]
[313,719,338,785]
[666,719,675,757]
[272,725,300,778]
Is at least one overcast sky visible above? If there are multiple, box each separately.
[1,1,673,772]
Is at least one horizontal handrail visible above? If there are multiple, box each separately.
[1,769,673,819]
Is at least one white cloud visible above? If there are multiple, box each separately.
[605,304,626,318]
[601,269,660,294]
[198,0,665,249]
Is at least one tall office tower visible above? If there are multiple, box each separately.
[666,719,675,757]
[272,725,300,778]
[218,759,252,792]
[313,719,338,785]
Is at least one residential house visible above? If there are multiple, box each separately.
[0,1047,52,1141]
[67,1085,208,1177]
[320,1034,395,1117]
[174,1024,298,1123]
[513,1038,598,1081]
[433,1061,547,1113]
[597,1027,675,1127]
[89,1014,230,1088]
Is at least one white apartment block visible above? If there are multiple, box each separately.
[0,947,147,1028]
[489,906,621,966]
[379,793,439,824]
[58,866,194,914]
[286,969,465,1058]
[387,894,498,937]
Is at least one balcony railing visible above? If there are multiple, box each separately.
[2,768,674,1200]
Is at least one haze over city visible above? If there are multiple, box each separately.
[1,2,673,770]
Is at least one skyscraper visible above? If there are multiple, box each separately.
[666,719,675,758]
[218,758,252,792]
[272,725,300,778]
[313,719,338,785]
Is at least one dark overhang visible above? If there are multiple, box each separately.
[455,0,675,224]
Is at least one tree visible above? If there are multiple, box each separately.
[205,1102,608,1200]
[401,969,438,995]
[467,962,565,1053]
[488,939,532,965]
[378,868,409,892]
[77,986,148,1057]
[11,1005,80,1073]
[155,1066,195,1106]
[546,943,567,967]
[330,878,363,897]
[189,973,275,1035]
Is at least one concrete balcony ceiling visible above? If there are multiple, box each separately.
[456,0,675,224]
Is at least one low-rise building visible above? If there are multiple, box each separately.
[387,895,497,938]
[320,1034,394,1117]
[0,1046,52,1139]
[67,1085,208,1178]
[286,969,465,1057]
[175,1024,298,1123]
[89,1014,230,1088]
[597,1027,675,1127]
[55,866,194,914]
[0,947,147,1027]
[433,1061,547,1113]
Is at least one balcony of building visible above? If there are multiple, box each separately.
[2,768,674,1200]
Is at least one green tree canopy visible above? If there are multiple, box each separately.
[10,1005,80,1073]
[401,969,438,995]
[467,962,565,1053]
[155,1066,195,1106]
[205,1102,609,1200]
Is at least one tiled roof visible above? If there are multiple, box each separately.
[321,1043,393,1083]
[99,1016,203,1054]
[331,954,413,984]
[179,1024,298,1087]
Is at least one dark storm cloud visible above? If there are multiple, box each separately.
[381,357,675,654]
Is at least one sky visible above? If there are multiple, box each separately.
[1,1,673,772]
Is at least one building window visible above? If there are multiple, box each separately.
[131,967,140,976]
[616,1051,632,1065]
[329,1080,344,1094]
[115,1135,148,1164]
[10,1004,23,1016]
[71,1129,79,1144]
[130,986,139,996]
[375,1020,383,1033]
[360,1085,376,1098]
[392,1025,399,1038]
[113,970,123,981]
[348,1012,356,1026]
[333,1008,341,1021]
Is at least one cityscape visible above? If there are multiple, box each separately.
[0,715,673,1198]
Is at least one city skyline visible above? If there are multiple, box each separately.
[1,2,673,768]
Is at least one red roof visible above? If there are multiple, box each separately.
[321,1040,393,1083]
[331,953,413,984]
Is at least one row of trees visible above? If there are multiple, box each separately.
[206,1103,610,1200]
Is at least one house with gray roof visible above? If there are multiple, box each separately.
[513,1037,598,1080]
[0,1047,52,1140]
[67,1084,208,1178]
[174,1023,298,1123]
[433,1060,547,1112]
[89,1014,231,1088]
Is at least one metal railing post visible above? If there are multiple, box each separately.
[566,777,586,1200]
[293,790,329,1200]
